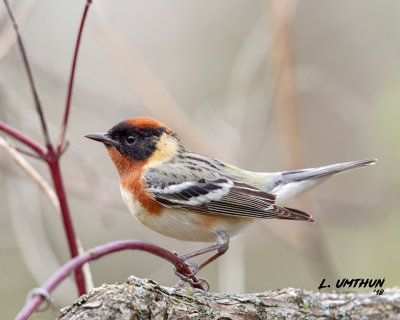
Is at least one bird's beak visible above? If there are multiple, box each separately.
[85,132,119,146]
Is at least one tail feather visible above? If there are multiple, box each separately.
[281,159,377,182]
[281,207,315,222]
[270,159,377,205]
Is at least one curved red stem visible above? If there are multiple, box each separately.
[15,240,205,320]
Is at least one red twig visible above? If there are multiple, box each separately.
[0,121,46,157]
[49,0,93,294]
[0,0,91,296]
[2,0,51,147]
[16,240,206,320]
[0,122,87,295]
[58,0,92,152]
[47,155,86,295]
[0,126,87,296]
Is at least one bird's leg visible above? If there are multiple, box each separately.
[180,231,230,262]
[197,230,229,271]
[174,231,229,286]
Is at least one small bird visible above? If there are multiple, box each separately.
[85,117,376,276]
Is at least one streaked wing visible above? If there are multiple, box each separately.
[144,163,313,221]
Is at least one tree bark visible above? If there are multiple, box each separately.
[58,276,400,319]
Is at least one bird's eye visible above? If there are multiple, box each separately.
[126,135,136,144]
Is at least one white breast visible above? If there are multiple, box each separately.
[119,185,252,242]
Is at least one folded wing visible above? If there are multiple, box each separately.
[145,164,314,222]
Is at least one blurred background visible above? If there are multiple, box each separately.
[1,0,399,318]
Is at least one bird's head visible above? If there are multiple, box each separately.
[85,117,182,174]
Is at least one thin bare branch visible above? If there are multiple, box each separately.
[0,136,60,212]
[12,146,43,160]
[0,0,41,59]
[0,121,46,157]
[2,0,51,147]
[2,0,90,298]
[58,0,92,153]
[53,0,93,295]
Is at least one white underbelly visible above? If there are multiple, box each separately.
[120,186,252,242]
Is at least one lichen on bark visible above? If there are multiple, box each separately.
[58,276,400,319]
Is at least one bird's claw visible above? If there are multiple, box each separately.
[173,273,209,291]
[173,260,199,279]
[173,261,209,290]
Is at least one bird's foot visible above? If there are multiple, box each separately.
[172,261,209,290]
[172,260,198,280]
[173,275,209,291]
